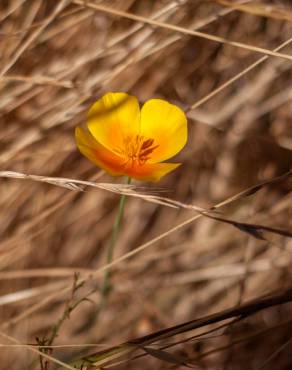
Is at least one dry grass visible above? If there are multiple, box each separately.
[0,0,292,369]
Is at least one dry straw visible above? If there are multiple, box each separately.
[0,1,292,369]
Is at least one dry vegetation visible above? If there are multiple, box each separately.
[0,0,292,369]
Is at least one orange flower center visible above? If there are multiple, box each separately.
[115,135,159,166]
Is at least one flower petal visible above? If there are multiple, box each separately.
[76,126,180,181]
[140,99,187,163]
[87,92,140,152]
[75,127,126,176]
[125,162,181,182]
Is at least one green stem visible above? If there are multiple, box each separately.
[100,176,131,303]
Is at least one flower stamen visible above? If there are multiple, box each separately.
[115,135,159,167]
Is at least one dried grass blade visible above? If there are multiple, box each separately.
[214,0,292,22]
[203,213,292,240]
[74,288,292,368]
[141,346,196,368]
[73,0,292,61]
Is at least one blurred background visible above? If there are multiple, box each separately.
[0,0,292,369]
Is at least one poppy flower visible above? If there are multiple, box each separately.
[75,92,187,182]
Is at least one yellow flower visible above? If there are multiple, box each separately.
[75,92,187,182]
